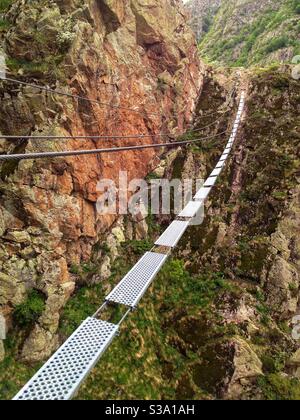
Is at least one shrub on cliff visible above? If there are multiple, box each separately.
[258,374,300,400]
[265,36,290,54]
[0,0,12,13]
[13,290,46,328]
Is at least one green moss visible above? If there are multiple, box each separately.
[145,171,161,181]
[125,240,152,256]
[261,352,287,374]
[0,0,13,12]
[238,240,269,281]
[292,0,300,14]
[199,0,300,67]
[158,260,235,309]
[73,259,238,400]
[0,17,9,30]
[289,282,298,295]
[265,36,290,54]
[69,264,80,275]
[99,242,111,254]
[81,262,97,274]
[6,55,66,82]
[13,290,46,328]
[258,374,300,400]
[69,260,98,279]
[59,284,104,337]
[0,353,38,400]
[272,191,288,201]
[146,213,161,236]
[256,303,271,326]
[254,289,267,304]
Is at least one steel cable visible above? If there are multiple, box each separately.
[0,130,228,161]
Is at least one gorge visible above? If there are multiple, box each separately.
[0,0,300,401]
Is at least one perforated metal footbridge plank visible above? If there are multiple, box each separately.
[155,220,190,248]
[211,167,222,177]
[204,176,218,187]
[106,252,168,308]
[13,317,118,401]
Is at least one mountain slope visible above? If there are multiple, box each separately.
[185,0,221,41]
[196,0,300,66]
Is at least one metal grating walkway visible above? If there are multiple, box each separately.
[106,252,168,308]
[155,220,190,248]
[13,318,118,401]
[204,176,218,187]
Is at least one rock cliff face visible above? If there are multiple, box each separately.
[189,0,300,66]
[0,0,202,362]
[185,0,221,41]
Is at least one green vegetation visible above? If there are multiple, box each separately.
[146,213,161,235]
[0,0,13,31]
[0,253,231,401]
[69,261,98,275]
[6,55,66,81]
[258,374,300,400]
[145,171,161,181]
[0,339,38,400]
[124,239,152,256]
[177,131,198,142]
[0,17,9,30]
[82,262,98,274]
[272,191,288,201]
[60,284,104,337]
[202,15,213,34]
[13,290,46,328]
[266,36,290,54]
[36,256,238,400]
[261,351,287,374]
[292,0,300,13]
[158,260,234,308]
[199,0,300,67]
[73,259,239,400]
[0,0,13,12]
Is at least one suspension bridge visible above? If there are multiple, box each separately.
[0,73,245,400]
